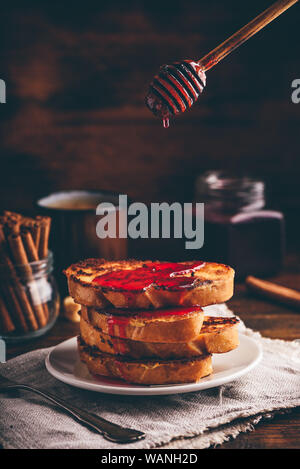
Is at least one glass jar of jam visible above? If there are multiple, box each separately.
[195,171,285,279]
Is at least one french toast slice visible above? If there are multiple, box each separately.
[80,315,239,359]
[65,259,234,309]
[80,305,204,343]
[78,337,213,385]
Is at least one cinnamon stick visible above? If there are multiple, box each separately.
[246,275,300,310]
[32,221,41,251]
[37,216,51,259]
[21,229,39,262]
[21,229,49,322]
[4,218,20,237]
[21,218,40,250]
[8,233,47,328]
[0,294,15,333]
[3,210,22,220]
[4,284,30,331]
[8,233,30,270]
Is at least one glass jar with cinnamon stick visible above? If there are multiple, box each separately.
[0,211,60,341]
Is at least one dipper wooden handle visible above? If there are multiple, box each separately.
[199,0,298,71]
[246,275,300,310]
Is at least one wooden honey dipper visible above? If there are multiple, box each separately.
[145,0,298,127]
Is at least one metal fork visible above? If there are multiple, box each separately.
[0,373,145,444]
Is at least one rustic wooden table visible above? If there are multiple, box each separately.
[6,255,300,449]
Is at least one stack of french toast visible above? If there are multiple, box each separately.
[64,259,238,385]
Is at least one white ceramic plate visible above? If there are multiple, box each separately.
[45,334,262,396]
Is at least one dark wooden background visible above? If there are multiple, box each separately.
[1,0,300,249]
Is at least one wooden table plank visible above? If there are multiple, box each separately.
[216,408,300,449]
[6,319,79,361]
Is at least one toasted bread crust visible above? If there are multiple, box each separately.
[65,259,234,309]
[80,315,239,359]
[78,338,213,384]
[81,305,204,343]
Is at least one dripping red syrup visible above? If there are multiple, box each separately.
[106,305,202,345]
[107,316,128,354]
[107,333,127,354]
[105,305,202,319]
[162,117,170,128]
[93,261,205,293]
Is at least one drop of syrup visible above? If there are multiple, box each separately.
[162,117,169,128]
